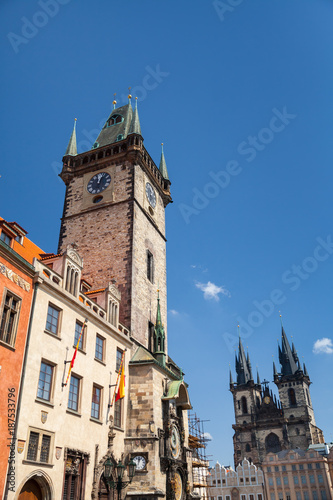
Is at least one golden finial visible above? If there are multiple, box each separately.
[113,93,117,108]
[74,118,77,121]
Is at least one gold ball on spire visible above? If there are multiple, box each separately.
[113,100,117,105]
[74,118,77,121]
[128,94,132,99]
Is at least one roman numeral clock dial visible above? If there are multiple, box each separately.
[87,172,111,194]
[145,182,156,208]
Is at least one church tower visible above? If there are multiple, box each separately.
[230,325,324,468]
[58,96,172,348]
[274,326,324,448]
[230,337,262,465]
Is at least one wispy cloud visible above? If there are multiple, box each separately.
[203,432,213,441]
[195,281,230,301]
[191,264,208,273]
[169,309,179,316]
[313,338,333,354]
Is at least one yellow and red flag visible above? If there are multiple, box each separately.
[64,319,87,386]
[115,364,125,402]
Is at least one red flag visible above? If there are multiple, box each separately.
[115,365,125,401]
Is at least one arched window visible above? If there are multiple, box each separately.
[288,388,297,406]
[241,396,248,414]
[265,433,281,453]
[256,397,260,409]
[245,444,251,452]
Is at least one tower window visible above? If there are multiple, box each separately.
[107,114,123,127]
[116,134,124,141]
[245,444,251,452]
[288,388,297,406]
[241,396,248,414]
[265,433,281,453]
[147,251,154,283]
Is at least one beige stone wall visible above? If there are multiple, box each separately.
[10,269,132,500]
[131,163,167,349]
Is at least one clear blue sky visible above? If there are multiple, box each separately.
[1,0,333,465]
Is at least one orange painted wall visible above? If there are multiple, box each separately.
[0,222,42,497]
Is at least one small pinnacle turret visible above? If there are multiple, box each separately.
[64,118,77,156]
[128,97,142,136]
[159,143,170,181]
[154,290,166,366]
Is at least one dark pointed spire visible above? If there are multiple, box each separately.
[256,369,261,385]
[303,363,309,378]
[247,349,253,381]
[154,289,166,366]
[273,361,278,378]
[65,118,77,156]
[129,97,142,135]
[159,143,169,181]
[279,327,298,376]
[230,368,234,386]
[235,337,253,385]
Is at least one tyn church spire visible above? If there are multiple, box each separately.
[235,337,253,385]
[278,327,299,376]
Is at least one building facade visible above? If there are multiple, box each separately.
[0,218,42,498]
[5,98,199,500]
[207,458,265,500]
[262,448,333,500]
[230,328,324,467]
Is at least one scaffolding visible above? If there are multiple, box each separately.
[188,412,211,499]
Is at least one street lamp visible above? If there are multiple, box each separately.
[104,458,136,500]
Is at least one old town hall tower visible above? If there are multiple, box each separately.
[58,97,171,348]
[230,326,324,467]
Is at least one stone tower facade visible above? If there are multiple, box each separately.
[230,327,324,468]
[58,99,172,348]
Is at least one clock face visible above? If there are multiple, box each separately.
[133,455,146,471]
[170,424,181,459]
[145,182,156,208]
[87,172,111,194]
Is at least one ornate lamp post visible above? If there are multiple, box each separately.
[104,458,136,500]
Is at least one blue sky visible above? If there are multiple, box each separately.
[1,0,333,464]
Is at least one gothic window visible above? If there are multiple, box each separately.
[238,400,240,410]
[148,321,154,352]
[256,396,260,408]
[147,250,154,283]
[241,396,248,414]
[0,290,21,346]
[245,444,251,452]
[265,433,281,454]
[288,388,297,406]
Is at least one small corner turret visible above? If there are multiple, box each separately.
[153,290,166,367]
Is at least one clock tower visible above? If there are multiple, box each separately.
[58,97,172,348]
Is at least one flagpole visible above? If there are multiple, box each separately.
[110,349,126,408]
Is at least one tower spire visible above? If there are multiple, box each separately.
[235,336,252,385]
[64,118,77,156]
[279,326,298,376]
[129,97,142,136]
[154,289,166,366]
[159,143,170,181]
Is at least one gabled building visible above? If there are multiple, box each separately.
[230,327,324,468]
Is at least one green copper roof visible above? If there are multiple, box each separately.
[162,380,192,409]
[94,103,133,148]
[65,118,77,156]
[159,143,169,181]
[128,98,142,136]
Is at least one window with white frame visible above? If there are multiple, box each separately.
[68,374,81,412]
[45,303,61,335]
[95,334,105,362]
[37,360,55,402]
[91,384,102,420]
